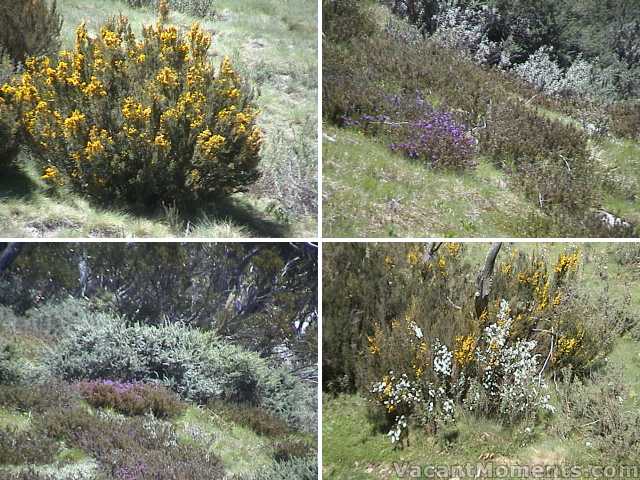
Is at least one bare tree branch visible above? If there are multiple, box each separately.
[0,243,23,274]
[474,242,502,319]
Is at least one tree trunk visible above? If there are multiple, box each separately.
[474,242,502,320]
[0,243,23,274]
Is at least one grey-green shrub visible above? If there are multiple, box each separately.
[247,457,318,480]
[45,307,314,430]
[8,298,101,339]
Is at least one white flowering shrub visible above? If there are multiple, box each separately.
[431,5,510,68]
[371,300,556,445]
[465,300,555,422]
[513,46,564,95]
[371,372,423,444]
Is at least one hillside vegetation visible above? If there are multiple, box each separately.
[323,0,640,237]
[0,242,318,479]
[323,242,640,478]
[0,0,317,237]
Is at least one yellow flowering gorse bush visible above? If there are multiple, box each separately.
[0,16,263,207]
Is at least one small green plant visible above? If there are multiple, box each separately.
[207,400,291,437]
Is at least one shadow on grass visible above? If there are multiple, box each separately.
[0,160,37,199]
[0,153,288,237]
[194,197,290,238]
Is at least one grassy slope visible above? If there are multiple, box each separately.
[323,243,640,478]
[0,402,278,477]
[0,0,317,237]
[322,6,639,238]
[323,125,543,237]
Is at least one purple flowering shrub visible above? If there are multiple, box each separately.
[391,111,477,169]
[344,92,478,170]
[76,380,185,419]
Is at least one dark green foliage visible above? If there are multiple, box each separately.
[208,401,291,437]
[0,427,59,465]
[0,338,21,385]
[271,439,314,463]
[609,102,640,140]
[0,0,62,63]
[77,380,185,419]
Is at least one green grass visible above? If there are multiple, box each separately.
[323,125,543,237]
[323,120,640,237]
[1,0,317,237]
[176,405,275,476]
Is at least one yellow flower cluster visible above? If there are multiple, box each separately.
[122,98,151,123]
[41,165,60,182]
[82,76,107,97]
[406,245,422,266]
[156,67,179,87]
[555,251,580,275]
[85,126,112,158]
[186,23,211,60]
[63,110,85,138]
[556,335,580,357]
[454,335,476,367]
[220,56,236,78]
[437,256,447,276]
[101,27,121,49]
[197,129,225,156]
[446,242,461,257]
[153,133,171,150]
[500,262,513,275]
[367,335,380,355]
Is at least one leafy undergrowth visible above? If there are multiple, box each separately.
[1,0,317,237]
[323,125,543,237]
